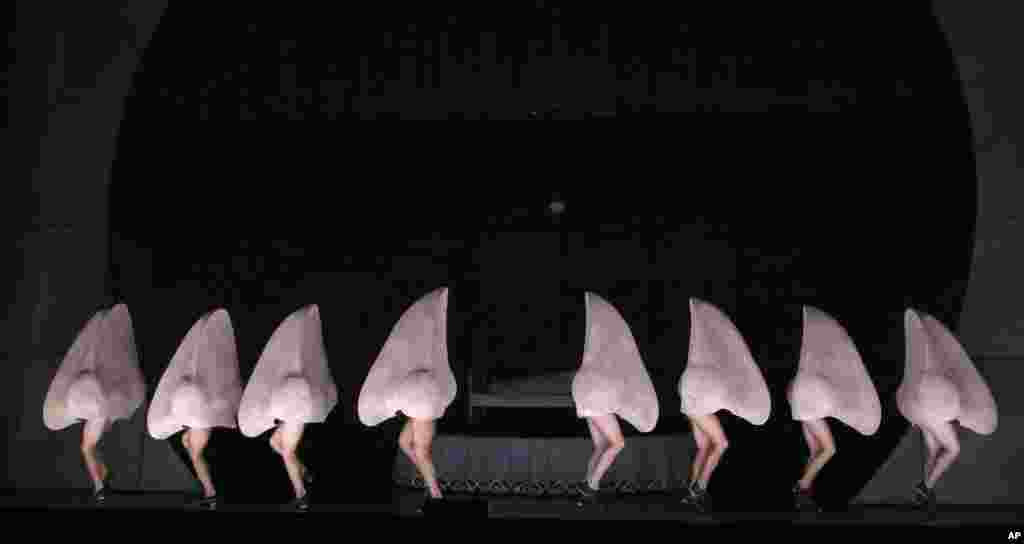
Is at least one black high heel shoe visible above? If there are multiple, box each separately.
[680,481,700,505]
[793,484,820,513]
[417,488,444,513]
[576,483,599,506]
[682,482,711,513]
[911,481,936,510]
[190,493,219,508]
[290,494,310,511]
[92,472,114,504]
[682,481,710,512]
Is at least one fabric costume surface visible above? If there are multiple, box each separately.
[679,298,771,425]
[358,287,455,426]
[571,292,659,432]
[147,309,244,439]
[43,304,146,430]
[788,306,881,435]
[238,305,338,437]
[897,309,998,435]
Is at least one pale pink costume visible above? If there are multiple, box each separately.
[238,305,338,437]
[897,309,998,435]
[147,309,244,439]
[358,287,455,426]
[788,306,881,435]
[679,298,771,425]
[571,292,659,432]
[43,304,146,430]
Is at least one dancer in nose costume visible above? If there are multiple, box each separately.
[897,309,997,510]
[43,304,146,504]
[787,306,881,512]
[238,305,338,511]
[148,309,244,508]
[571,292,659,506]
[678,299,771,513]
[358,288,456,513]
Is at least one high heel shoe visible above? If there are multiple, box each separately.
[680,480,700,505]
[793,484,820,513]
[290,494,310,511]
[417,488,444,513]
[190,493,219,508]
[576,483,599,507]
[682,481,710,513]
[911,481,936,510]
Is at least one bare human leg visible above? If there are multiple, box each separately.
[586,417,608,485]
[188,428,216,498]
[797,419,835,490]
[691,413,728,491]
[81,418,109,493]
[276,422,308,501]
[924,422,960,490]
[411,418,442,499]
[586,414,625,491]
[689,416,710,488]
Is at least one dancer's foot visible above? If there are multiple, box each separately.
[690,483,711,513]
[190,493,218,507]
[92,487,108,504]
[290,494,310,511]
[793,484,820,513]
[682,481,710,512]
[576,483,599,507]
[680,480,700,505]
[911,481,936,510]
[417,488,444,513]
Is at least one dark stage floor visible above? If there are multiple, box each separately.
[2,488,1019,526]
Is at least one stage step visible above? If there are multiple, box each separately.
[393,433,695,496]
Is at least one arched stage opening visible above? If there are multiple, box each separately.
[101,2,978,511]
[12,1,1017,519]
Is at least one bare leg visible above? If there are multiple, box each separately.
[181,429,196,480]
[271,424,308,483]
[797,419,835,490]
[691,413,728,490]
[689,417,710,486]
[275,422,307,500]
[586,418,608,484]
[411,418,442,499]
[399,418,418,471]
[802,421,820,462]
[81,418,109,492]
[188,428,216,497]
[586,414,625,491]
[921,426,939,484]
[924,422,960,490]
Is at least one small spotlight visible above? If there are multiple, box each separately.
[549,201,566,214]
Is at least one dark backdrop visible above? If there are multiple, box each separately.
[7,1,981,510]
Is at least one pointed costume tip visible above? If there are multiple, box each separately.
[905,308,923,327]
[309,304,320,317]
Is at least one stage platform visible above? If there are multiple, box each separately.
[1,488,1019,526]
[391,433,695,496]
